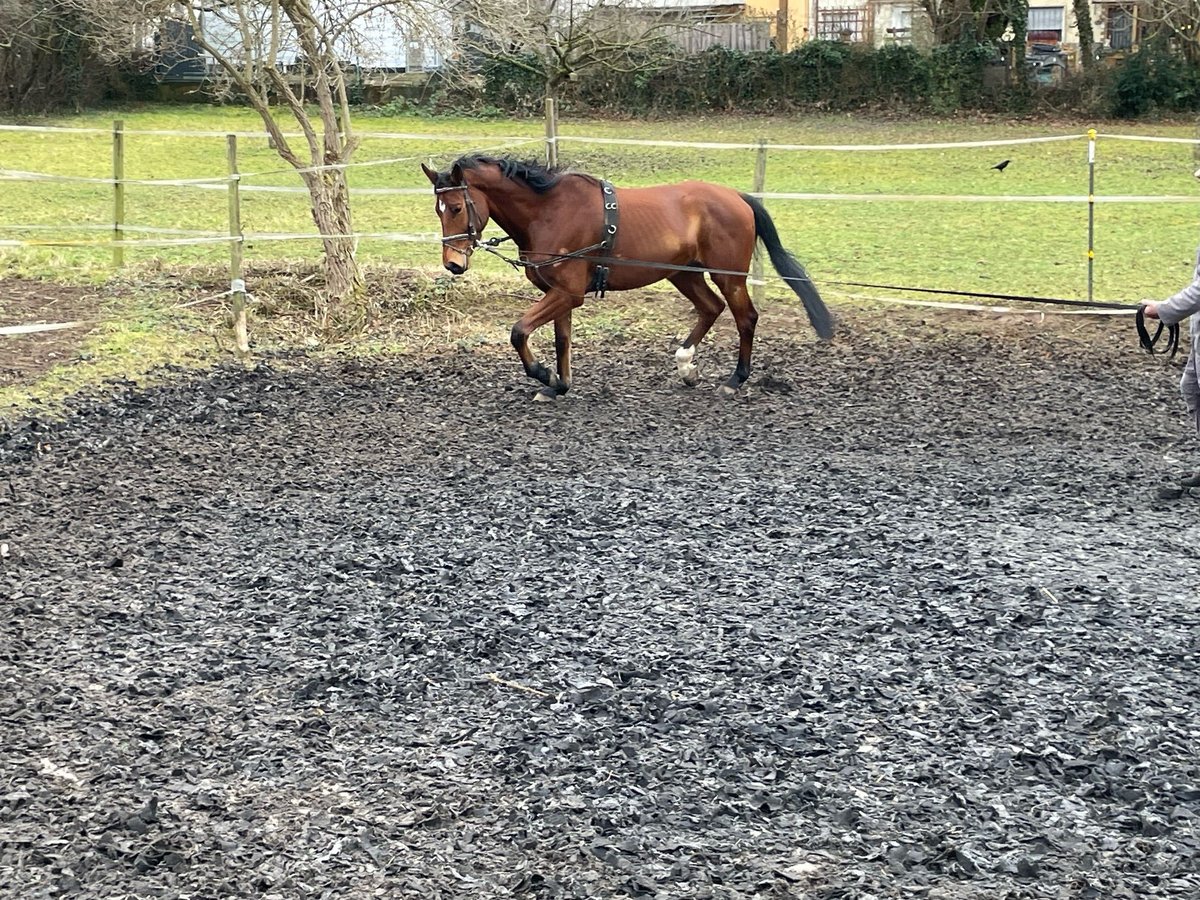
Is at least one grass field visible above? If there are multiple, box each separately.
[2,104,1200,304]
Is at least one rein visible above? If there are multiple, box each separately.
[824,279,1180,357]
[1136,307,1181,357]
[480,243,1181,358]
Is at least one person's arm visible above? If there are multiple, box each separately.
[1145,253,1200,324]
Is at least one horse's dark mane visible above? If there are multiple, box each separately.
[442,154,599,193]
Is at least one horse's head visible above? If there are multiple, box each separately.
[422,162,490,275]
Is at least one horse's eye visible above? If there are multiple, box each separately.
[450,206,463,216]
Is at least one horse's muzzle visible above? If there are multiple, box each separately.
[445,260,466,276]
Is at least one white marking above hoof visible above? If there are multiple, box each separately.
[718,384,737,399]
[675,345,699,383]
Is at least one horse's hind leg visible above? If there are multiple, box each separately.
[669,271,726,386]
[711,273,758,397]
[552,311,574,396]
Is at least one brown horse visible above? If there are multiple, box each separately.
[421,155,832,399]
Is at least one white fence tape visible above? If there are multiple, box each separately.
[0,169,229,187]
[191,184,426,195]
[0,235,236,248]
[1,122,1185,151]
[0,171,418,193]
[1096,134,1200,145]
[0,137,544,191]
[756,192,1200,203]
[7,168,1194,204]
[1,321,87,335]
[8,177,1197,204]
[0,124,540,142]
[241,138,543,180]
[825,290,1134,316]
[0,230,441,248]
[242,231,439,242]
[3,223,226,236]
[557,134,1086,151]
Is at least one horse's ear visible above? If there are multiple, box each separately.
[450,162,465,185]
[421,163,438,185]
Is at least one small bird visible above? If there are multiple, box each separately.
[992,159,1011,172]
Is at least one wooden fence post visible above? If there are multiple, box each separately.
[544,97,558,167]
[112,120,125,268]
[1086,129,1096,305]
[752,138,767,304]
[227,134,249,356]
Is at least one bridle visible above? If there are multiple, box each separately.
[434,183,482,257]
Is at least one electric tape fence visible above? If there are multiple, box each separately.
[1,124,1197,350]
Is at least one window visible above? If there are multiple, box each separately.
[817,8,865,42]
[1027,6,1064,43]
[1105,5,1134,50]
[886,8,913,43]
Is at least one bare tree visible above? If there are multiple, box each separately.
[78,0,445,332]
[1138,0,1200,63]
[918,0,987,44]
[0,0,94,113]
[917,0,1027,47]
[459,0,684,103]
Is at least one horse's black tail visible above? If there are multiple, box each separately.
[740,192,833,340]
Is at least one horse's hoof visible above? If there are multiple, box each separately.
[533,387,557,403]
[718,384,738,399]
[682,369,701,387]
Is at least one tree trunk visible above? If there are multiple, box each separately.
[1072,0,1095,70]
[306,169,369,335]
[183,2,368,338]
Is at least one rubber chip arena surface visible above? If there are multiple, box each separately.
[2,314,1199,899]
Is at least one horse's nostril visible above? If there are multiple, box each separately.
[445,261,465,276]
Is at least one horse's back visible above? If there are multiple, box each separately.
[618,180,753,242]
[622,180,748,212]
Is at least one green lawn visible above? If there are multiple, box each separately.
[1,104,1199,303]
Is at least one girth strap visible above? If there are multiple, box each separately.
[588,181,619,298]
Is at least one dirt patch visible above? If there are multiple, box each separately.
[2,316,1197,899]
[0,280,102,387]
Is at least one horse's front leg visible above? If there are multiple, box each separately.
[510,288,580,400]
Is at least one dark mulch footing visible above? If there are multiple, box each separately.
[2,322,1198,899]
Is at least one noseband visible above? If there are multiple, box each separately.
[434,183,481,254]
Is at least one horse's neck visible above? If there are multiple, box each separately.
[487,203,528,246]
[473,174,544,246]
